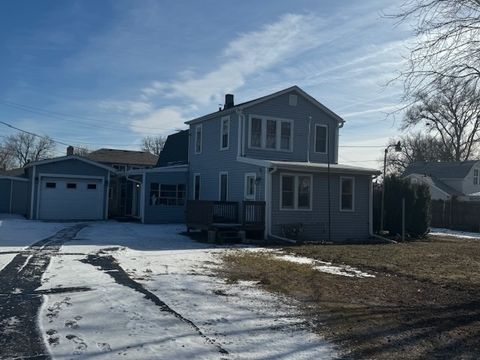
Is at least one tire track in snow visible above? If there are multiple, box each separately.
[0,224,87,360]
[81,254,229,356]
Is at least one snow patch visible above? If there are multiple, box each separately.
[276,254,375,278]
[430,228,480,240]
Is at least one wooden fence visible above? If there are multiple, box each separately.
[431,199,480,232]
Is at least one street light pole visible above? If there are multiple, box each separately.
[380,141,401,233]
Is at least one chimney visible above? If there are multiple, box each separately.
[224,94,234,110]
[66,146,74,156]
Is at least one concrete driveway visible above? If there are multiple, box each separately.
[0,218,335,359]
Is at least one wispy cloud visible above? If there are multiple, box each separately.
[127,13,328,134]
[98,100,153,115]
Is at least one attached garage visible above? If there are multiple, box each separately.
[38,176,105,220]
[25,156,114,221]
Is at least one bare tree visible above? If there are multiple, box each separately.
[73,146,91,157]
[402,77,480,161]
[386,132,454,174]
[0,146,13,170]
[5,132,55,167]
[394,0,480,96]
[141,135,166,156]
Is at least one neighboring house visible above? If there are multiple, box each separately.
[87,148,158,218]
[131,85,380,242]
[1,85,381,242]
[404,161,480,201]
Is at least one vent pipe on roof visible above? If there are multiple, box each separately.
[224,94,234,109]
[66,146,74,156]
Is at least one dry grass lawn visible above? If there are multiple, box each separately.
[220,235,480,359]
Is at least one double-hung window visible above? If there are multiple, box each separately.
[244,173,256,200]
[340,177,355,212]
[193,174,201,200]
[195,124,202,154]
[280,174,312,210]
[314,124,328,153]
[220,116,230,150]
[474,169,479,185]
[249,116,293,151]
[219,172,228,201]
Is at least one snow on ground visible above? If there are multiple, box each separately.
[430,227,480,240]
[0,214,71,271]
[29,221,337,359]
[275,254,375,278]
[244,248,375,278]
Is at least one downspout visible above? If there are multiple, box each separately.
[29,165,36,219]
[9,179,13,213]
[307,116,312,162]
[105,171,110,220]
[264,166,296,243]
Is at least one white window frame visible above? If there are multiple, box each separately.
[218,171,228,201]
[248,115,293,152]
[314,124,328,154]
[339,176,355,212]
[474,169,479,185]
[279,173,313,211]
[244,172,256,200]
[219,116,230,151]
[195,124,202,154]
[193,173,201,200]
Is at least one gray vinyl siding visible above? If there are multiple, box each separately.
[242,90,338,163]
[0,179,11,213]
[0,179,29,215]
[28,159,110,219]
[144,171,188,223]
[271,171,371,242]
[189,113,265,202]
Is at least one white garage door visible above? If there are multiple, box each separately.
[38,177,104,220]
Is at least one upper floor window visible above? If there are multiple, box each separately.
[474,169,479,185]
[195,124,202,154]
[220,117,230,150]
[340,177,355,212]
[249,116,293,152]
[280,174,312,210]
[314,124,328,154]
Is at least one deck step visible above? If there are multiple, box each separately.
[217,230,242,244]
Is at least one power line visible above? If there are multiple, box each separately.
[0,100,175,132]
[0,121,71,146]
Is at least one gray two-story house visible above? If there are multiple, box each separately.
[134,86,380,242]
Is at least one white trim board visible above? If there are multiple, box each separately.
[185,85,345,125]
[25,155,116,172]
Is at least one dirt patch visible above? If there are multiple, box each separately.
[220,236,480,359]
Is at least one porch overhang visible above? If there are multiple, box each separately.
[236,157,381,176]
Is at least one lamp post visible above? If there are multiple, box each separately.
[380,141,402,233]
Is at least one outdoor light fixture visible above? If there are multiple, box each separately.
[380,141,402,233]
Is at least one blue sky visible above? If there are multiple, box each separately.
[0,0,413,167]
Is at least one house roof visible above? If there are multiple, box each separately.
[404,161,478,179]
[0,167,26,177]
[184,85,345,125]
[87,148,158,166]
[25,155,116,172]
[428,175,464,196]
[157,130,189,167]
[237,157,380,175]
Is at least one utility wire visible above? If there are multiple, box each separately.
[0,121,71,146]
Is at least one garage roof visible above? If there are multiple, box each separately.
[25,155,116,172]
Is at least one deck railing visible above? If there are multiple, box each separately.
[186,200,265,230]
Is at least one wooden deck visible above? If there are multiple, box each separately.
[186,200,265,232]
